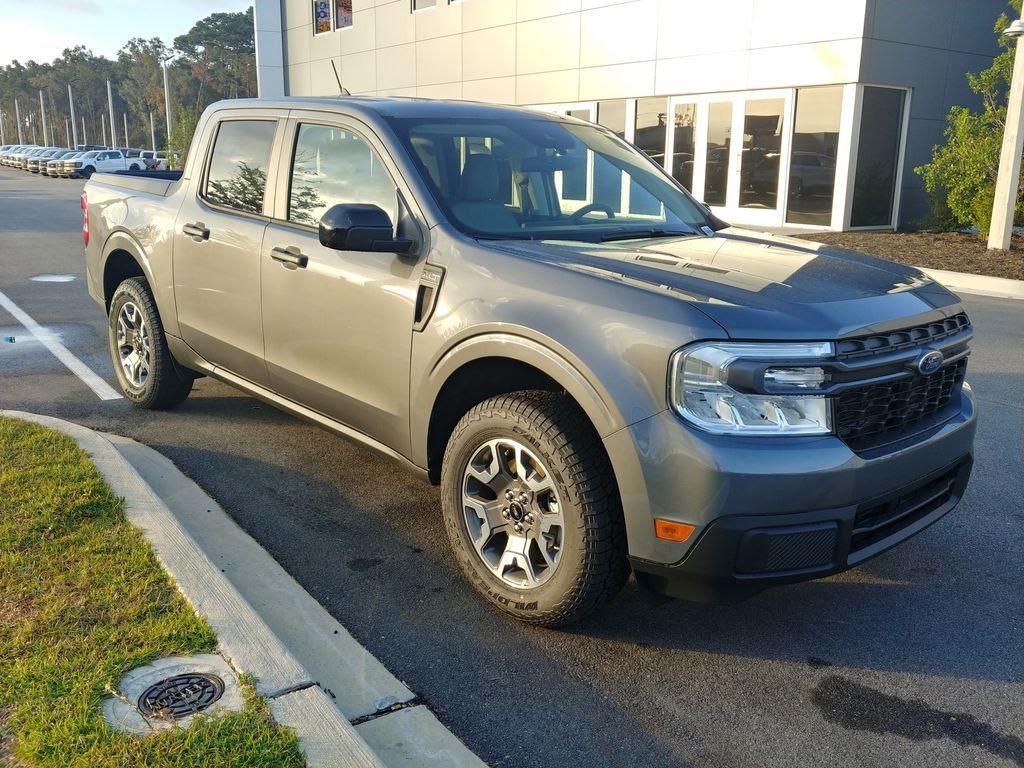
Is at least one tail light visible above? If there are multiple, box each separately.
[81,192,89,248]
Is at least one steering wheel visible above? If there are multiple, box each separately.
[569,203,616,223]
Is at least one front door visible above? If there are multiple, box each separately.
[260,117,420,453]
[173,116,282,384]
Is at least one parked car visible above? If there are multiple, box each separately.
[141,150,166,170]
[70,149,137,178]
[4,146,39,168]
[83,98,976,626]
[15,147,58,170]
[0,144,35,165]
[27,148,67,173]
[43,150,80,176]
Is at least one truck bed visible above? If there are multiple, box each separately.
[90,170,183,198]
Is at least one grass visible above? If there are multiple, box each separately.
[795,230,1024,281]
[0,417,306,767]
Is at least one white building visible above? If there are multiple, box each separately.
[254,0,1004,232]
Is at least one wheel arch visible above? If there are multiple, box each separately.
[419,333,626,485]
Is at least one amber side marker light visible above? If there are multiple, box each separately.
[654,519,695,542]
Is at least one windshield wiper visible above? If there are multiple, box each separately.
[599,228,696,242]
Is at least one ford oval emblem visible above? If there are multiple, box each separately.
[915,349,945,376]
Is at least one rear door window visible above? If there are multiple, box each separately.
[204,120,278,215]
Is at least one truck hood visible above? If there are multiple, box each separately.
[490,227,963,339]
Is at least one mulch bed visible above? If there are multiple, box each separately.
[794,231,1024,281]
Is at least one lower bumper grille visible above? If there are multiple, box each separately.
[850,461,964,553]
[835,359,967,452]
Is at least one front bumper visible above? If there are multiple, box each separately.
[605,386,976,603]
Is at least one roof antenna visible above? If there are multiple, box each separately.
[331,60,350,96]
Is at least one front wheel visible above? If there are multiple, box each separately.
[108,277,193,409]
[81,165,95,178]
[441,391,629,626]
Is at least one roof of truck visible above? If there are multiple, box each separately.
[206,96,573,123]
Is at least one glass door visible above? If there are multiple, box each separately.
[681,90,794,228]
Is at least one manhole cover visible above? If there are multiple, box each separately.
[137,673,225,719]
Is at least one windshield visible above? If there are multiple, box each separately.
[385,115,714,242]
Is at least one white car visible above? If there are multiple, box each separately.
[71,149,142,178]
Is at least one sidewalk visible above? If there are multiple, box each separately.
[2,410,485,768]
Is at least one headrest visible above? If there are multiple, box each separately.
[460,154,501,202]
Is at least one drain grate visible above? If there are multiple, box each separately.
[137,673,225,719]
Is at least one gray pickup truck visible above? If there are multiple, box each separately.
[83,97,976,626]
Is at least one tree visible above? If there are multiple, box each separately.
[166,105,199,170]
[916,2,1023,235]
[174,7,257,110]
[116,38,171,146]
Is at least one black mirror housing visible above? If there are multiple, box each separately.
[318,203,414,254]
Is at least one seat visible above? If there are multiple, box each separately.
[451,154,519,232]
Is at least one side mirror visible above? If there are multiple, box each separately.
[318,203,415,254]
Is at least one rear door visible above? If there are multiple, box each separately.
[260,113,423,452]
[173,112,285,384]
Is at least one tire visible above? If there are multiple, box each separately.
[129,163,141,171]
[82,165,95,178]
[441,391,629,627]
[107,277,193,409]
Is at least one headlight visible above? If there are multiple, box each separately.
[669,342,834,435]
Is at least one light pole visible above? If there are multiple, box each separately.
[38,90,48,146]
[162,56,175,149]
[0,107,5,145]
[106,80,117,150]
[988,12,1024,250]
[68,84,78,147]
[123,112,129,149]
[150,111,156,151]
[14,99,23,144]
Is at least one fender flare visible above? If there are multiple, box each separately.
[412,329,630,470]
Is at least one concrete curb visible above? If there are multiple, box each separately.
[918,267,1024,300]
[2,410,385,768]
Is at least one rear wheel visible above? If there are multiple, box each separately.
[108,277,193,409]
[441,391,629,626]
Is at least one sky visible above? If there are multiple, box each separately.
[0,0,252,67]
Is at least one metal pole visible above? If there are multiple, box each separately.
[0,108,5,144]
[989,9,1024,250]
[65,117,70,146]
[106,80,116,150]
[68,84,78,147]
[123,112,128,149]
[82,116,87,145]
[150,111,156,151]
[38,90,48,145]
[162,62,173,145]
[14,99,23,144]
[101,113,107,147]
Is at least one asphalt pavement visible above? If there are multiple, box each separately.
[1,167,1021,768]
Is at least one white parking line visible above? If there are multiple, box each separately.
[0,289,122,401]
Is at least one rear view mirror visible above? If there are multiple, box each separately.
[318,203,415,254]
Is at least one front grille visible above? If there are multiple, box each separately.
[850,462,963,552]
[836,313,971,359]
[835,358,966,451]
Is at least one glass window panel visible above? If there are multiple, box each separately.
[204,120,277,214]
[412,0,437,9]
[739,98,784,209]
[336,0,352,28]
[595,100,627,213]
[672,103,696,191]
[288,123,397,227]
[851,86,906,227]
[313,0,331,33]
[704,102,732,206]
[630,97,668,214]
[786,86,842,226]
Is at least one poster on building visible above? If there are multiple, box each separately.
[314,0,331,33]
[336,0,353,29]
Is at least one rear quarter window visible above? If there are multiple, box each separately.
[204,120,278,215]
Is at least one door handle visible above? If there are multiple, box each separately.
[182,222,210,241]
[271,246,309,269]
